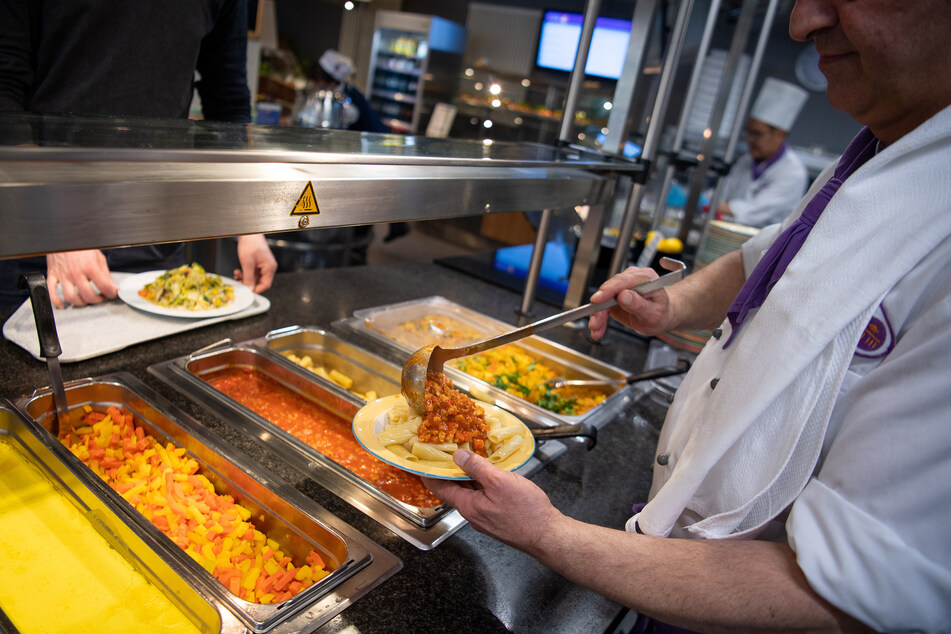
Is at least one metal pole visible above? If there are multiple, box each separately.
[520,0,601,318]
[601,0,663,155]
[650,0,724,231]
[706,0,781,214]
[677,0,758,246]
[609,0,697,276]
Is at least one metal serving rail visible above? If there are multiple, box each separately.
[0,114,643,260]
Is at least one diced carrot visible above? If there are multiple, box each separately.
[306,550,325,568]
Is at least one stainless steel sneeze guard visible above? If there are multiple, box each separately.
[0,114,642,259]
[9,374,400,633]
[148,337,494,550]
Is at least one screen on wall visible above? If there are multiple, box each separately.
[535,11,632,80]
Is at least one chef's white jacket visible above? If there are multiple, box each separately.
[646,218,951,631]
[720,149,809,228]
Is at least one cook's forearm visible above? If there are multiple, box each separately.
[533,516,870,633]
[666,250,746,332]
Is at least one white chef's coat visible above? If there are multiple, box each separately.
[720,149,809,228]
[642,211,951,631]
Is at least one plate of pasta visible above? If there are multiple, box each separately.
[352,394,536,480]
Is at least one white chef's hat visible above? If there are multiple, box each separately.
[750,77,809,132]
[319,50,355,83]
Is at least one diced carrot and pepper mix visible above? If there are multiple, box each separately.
[61,405,329,604]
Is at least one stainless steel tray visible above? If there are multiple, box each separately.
[0,401,230,633]
[148,341,502,550]
[261,326,403,404]
[342,296,635,428]
[11,374,400,633]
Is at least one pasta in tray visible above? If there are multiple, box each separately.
[377,374,525,470]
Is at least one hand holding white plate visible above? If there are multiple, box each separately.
[352,394,535,480]
[117,270,254,318]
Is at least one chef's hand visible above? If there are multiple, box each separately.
[234,234,277,293]
[423,450,561,554]
[46,250,119,309]
[588,266,672,341]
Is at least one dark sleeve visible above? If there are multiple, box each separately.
[195,0,251,123]
[0,0,33,111]
[345,86,389,133]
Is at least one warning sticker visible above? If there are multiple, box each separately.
[291,182,320,216]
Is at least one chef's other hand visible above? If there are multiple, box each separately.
[234,234,277,293]
[588,265,671,340]
[423,450,561,554]
[46,250,118,309]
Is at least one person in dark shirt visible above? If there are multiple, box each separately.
[0,0,277,309]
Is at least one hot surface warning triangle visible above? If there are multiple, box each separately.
[291,182,320,216]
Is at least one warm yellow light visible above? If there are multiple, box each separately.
[489,83,502,95]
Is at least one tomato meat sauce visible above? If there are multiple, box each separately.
[204,367,441,508]
[420,371,489,457]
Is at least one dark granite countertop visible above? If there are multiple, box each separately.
[0,263,670,634]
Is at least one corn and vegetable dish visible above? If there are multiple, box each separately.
[451,345,608,416]
[137,263,234,311]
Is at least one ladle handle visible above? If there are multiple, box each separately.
[19,273,62,359]
[452,258,687,359]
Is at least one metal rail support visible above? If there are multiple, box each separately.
[609,0,698,276]
[705,0,782,216]
[520,0,601,318]
[677,0,758,246]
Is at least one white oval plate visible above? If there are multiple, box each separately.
[352,394,535,481]
[117,270,254,319]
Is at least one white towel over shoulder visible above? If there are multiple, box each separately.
[635,106,951,539]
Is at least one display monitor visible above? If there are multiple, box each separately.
[535,11,632,80]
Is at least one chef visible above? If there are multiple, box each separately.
[424,0,951,629]
[715,77,810,228]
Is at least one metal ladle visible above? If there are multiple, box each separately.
[19,273,71,438]
[401,258,686,414]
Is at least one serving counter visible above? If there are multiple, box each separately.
[0,262,669,633]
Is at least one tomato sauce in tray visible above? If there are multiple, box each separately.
[203,367,441,508]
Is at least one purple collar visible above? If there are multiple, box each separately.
[751,143,787,180]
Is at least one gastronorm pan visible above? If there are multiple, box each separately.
[148,343,507,550]
[260,326,403,404]
[0,402,229,633]
[12,374,400,633]
[339,296,635,428]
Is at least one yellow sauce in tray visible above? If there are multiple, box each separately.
[0,439,200,633]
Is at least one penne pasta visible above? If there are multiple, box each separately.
[377,426,416,446]
[488,435,524,464]
[488,424,522,444]
[412,442,455,463]
[387,444,418,462]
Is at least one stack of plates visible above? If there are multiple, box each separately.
[660,220,759,353]
[695,219,759,269]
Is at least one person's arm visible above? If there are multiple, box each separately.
[195,0,251,123]
[588,250,746,340]
[45,250,119,308]
[0,0,33,111]
[425,452,871,633]
[234,234,277,293]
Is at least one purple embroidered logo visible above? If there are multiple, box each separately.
[856,306,895,359]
